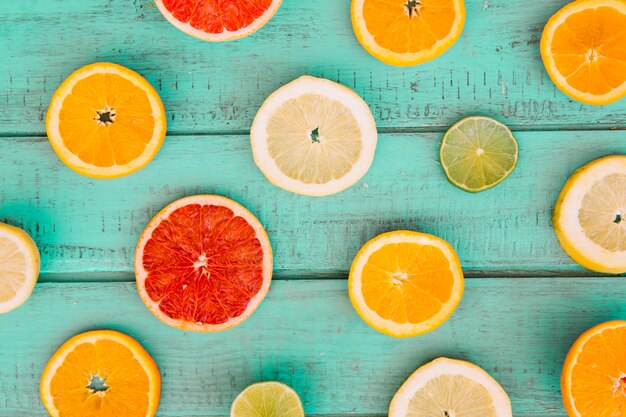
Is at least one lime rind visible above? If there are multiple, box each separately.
[440,116,519,192]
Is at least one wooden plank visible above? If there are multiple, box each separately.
[2,0,626,135]
[1,278,623,416]
[1,131,624,278]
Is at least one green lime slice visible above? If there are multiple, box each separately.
[440,116,519,192]
[231,382,304,417]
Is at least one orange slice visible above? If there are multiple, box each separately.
[562,320,626,417]
[351,0,466,66]
[348,230,464,338]
[46,62,167,178]
[40,330,161,417]
[541,0,626,105]
[135,195,273,332]
[155,0,283,41]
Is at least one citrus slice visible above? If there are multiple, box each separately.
[351,0,466,66]
[231,382,304,417]
[46,62,166,178]
[440,116,518,193]
[251,75,378,197]
[541,0,626,105]
[0,222,40,314]
[562,320,626,417]
[553,155,626,274]
[389,357,512,417]
[154,0,282,41]
[135,195,273,332]
[40,330,161,417]
[348,230,464,338]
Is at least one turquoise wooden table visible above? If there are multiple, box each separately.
[1,0,626,416]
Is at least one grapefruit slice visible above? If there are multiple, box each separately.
[135,195,272,332]
[155,0,283,41]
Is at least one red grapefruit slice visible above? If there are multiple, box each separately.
[154,0,283,41]
[135,195,273,332]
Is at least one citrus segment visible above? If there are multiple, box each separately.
[46,62,166,178]
[348,231,464,338]
[541,0,626,105]
[440,116,518,192]
[135,195,272,332]
[0,222,40,314]
[40,330,161,417]
[231,382,304,417]
[351,0,466,66]
[562,321,626,417]
[251,75,378,196]
[389,357,512,417]
[553,155,626,273]
[155,0,282,41]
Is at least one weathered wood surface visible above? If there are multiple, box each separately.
[2,0,626,136]
[1,131,624,278]
[1,278,624,417]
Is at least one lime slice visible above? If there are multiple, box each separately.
[440,116,518,192]
[231,382,304,417]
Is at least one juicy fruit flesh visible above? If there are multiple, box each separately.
[266,94,363,184]
[578,173,626,251]
[232,383,303,417]
[0,237,26,302]
[361,243,454,323]
[407,374,497,417]
[363,0,457,53]
[568,326,626,416]
[551,6,626,95]
[49,340,151,417]
[58,73,156,167]
[142,204,265,325]
[442,118,517,190]
[162,0,273,33]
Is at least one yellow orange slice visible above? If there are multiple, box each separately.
[0,222,40,314]
[389,357,512,417]
[46,62,167,178]
[40,330,161,417]
[562,320,626,417]
[351,0,466,66]
[541,0,626,105]
[553,155,626,274]
[348,230,464,338]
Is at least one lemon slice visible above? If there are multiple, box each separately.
[440,116,518,192]
[554,155,626,274]
[231,382,304,417]
[251,75,378,196]
[0,222,40,314]
[389,357,512,417]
